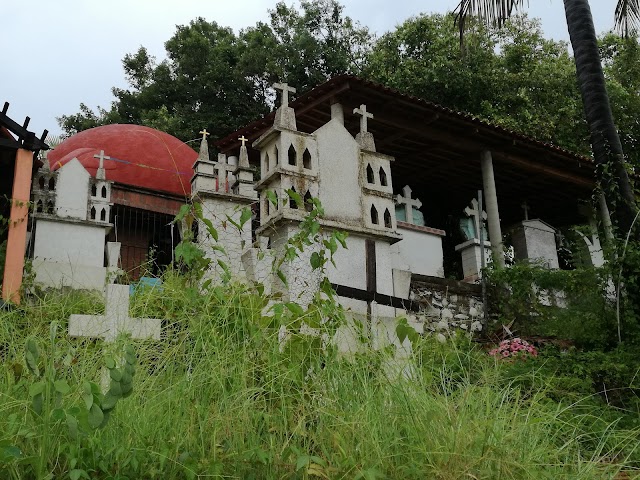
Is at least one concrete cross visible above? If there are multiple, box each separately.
[69,284,161,343]
[395,185,422,224]
[273,82,296,108]
[199,129,210,141]
[464,198,488,239]
[93,150,111,170]
[238,135,248,147]
[353,104,373,134]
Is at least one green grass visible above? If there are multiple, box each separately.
[1,274,639,479]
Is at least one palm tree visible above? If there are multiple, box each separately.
[454,0,640,234]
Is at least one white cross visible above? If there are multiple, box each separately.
[238,135,248,147]
[395,185,422,224]
[69,284,161,343]
[353,104,373,133]
[199,129,210,141]
[93,150,111,171]
[464,198,487,238]
[273,82,296,109]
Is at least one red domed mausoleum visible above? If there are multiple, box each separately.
[47,124,198,279]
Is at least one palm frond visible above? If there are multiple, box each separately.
[453,0,528,42]
[615,0,640,37]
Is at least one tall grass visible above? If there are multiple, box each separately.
[1,274,639,478]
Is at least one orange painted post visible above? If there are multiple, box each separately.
[2,148,34,303]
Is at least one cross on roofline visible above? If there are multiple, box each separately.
[94,150,111,169]
[353,104,373,133]
[238,135,248,147]
[199,129,210,141]
[273,82,296,109]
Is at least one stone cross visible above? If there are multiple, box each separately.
[274,82,296,109]
[395,185,422,224]
[94,150,110,180]
[238,135,248,147]
[69,284,161,343]
[353,104,373,133]
[464,198,488,239]
[199,129,210,141]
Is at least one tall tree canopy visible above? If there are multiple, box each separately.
[453,0,639,233]
[57,0,372,143]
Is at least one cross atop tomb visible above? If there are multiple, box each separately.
[238,135,248,147]
[69,284,161,343]
[199,129,210,141]
[274,82,296,109]
[93,150,110,181]
[395,185,422,225]
[353,104,373,134]
[464,198,488,238]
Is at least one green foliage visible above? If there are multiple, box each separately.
[487,262,617,348]
[365,13,589,154]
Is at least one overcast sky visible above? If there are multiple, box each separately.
[3,0,614,138]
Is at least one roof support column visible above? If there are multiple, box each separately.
[2,148,34,304]
[481,150,505,268]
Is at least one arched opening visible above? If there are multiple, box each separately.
[90,206,96,220]
[274,146,279,165]
[36,200,43,213]
[366,164,375,184]
[101,185,107,198]
[48,177,55,191]
[265,199,270,217]
[264,152,270,173]
[384,208,392,228]
[289,187,298,209]
[288,144,297,166]
[46,202,54,215]
[304,190,313,213]
[38,176,45,190]
[100,208,106,222]
[370,204,379,225]
[379,167,388,187]
[91,183,97,197]
[303,148,311,169]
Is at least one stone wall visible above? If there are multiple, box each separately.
[409,275,485,338]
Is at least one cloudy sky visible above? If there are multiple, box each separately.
[4,0,614,138]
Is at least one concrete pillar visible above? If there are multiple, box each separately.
[330,101,344,125]
[2,149,34,303]
[480,150,505,268]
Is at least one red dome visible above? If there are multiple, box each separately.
[48,124,197,197]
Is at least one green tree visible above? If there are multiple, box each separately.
[58,1,372,144]
[365,14,588,154]
[454,0,639,233]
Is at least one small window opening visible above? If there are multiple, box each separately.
[370,204,379,225]
[379,167,388,187]
[101,185,107,198]
[303,148,311,169]
[36,200,43,213]
[265,199,270,216]
[304,191,313,213]
[274,146,279,165]
[38,176,45,190]
[47,202,54,215]
[100,208,106,221]
[384,208,392,228]
[264,153,270,173]
[48,177,55,191]
[91,183,97,196]
[366,164,375,184]
[289,187,298,209]
[90,206,96,220]
[288,144,297,166]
